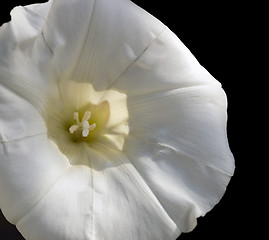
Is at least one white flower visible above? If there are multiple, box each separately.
[0,0,235,239]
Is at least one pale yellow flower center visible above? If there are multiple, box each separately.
[45,82,128,165]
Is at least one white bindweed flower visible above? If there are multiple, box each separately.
[0,0,235,239]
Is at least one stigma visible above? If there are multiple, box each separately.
[69,111,96,137]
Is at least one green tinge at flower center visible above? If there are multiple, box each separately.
[68,101,110,143]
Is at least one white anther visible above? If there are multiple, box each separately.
[82,129,90,138]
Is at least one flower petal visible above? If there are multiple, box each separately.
[91,155,180,239]
[116,28,235,232]
[0,0,58,114]
[0,1,52,43]
[40,0,165,89]
[114,27,219,95]
[0,134,69,224]
[0,85,46,141]
[16,150,180,240]
[16,166,93,240]
[125,89,234,232]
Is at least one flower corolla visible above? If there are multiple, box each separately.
[0,0,235,239]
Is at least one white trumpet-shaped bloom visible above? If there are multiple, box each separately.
[0,0,234,239]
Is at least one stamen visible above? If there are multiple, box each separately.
[69,125,79,134]
[69,111,96,138]
[73,112,79,124]
[88,123,96,131]
[82,111,91,122]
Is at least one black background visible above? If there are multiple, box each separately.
[0,0,248,239]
